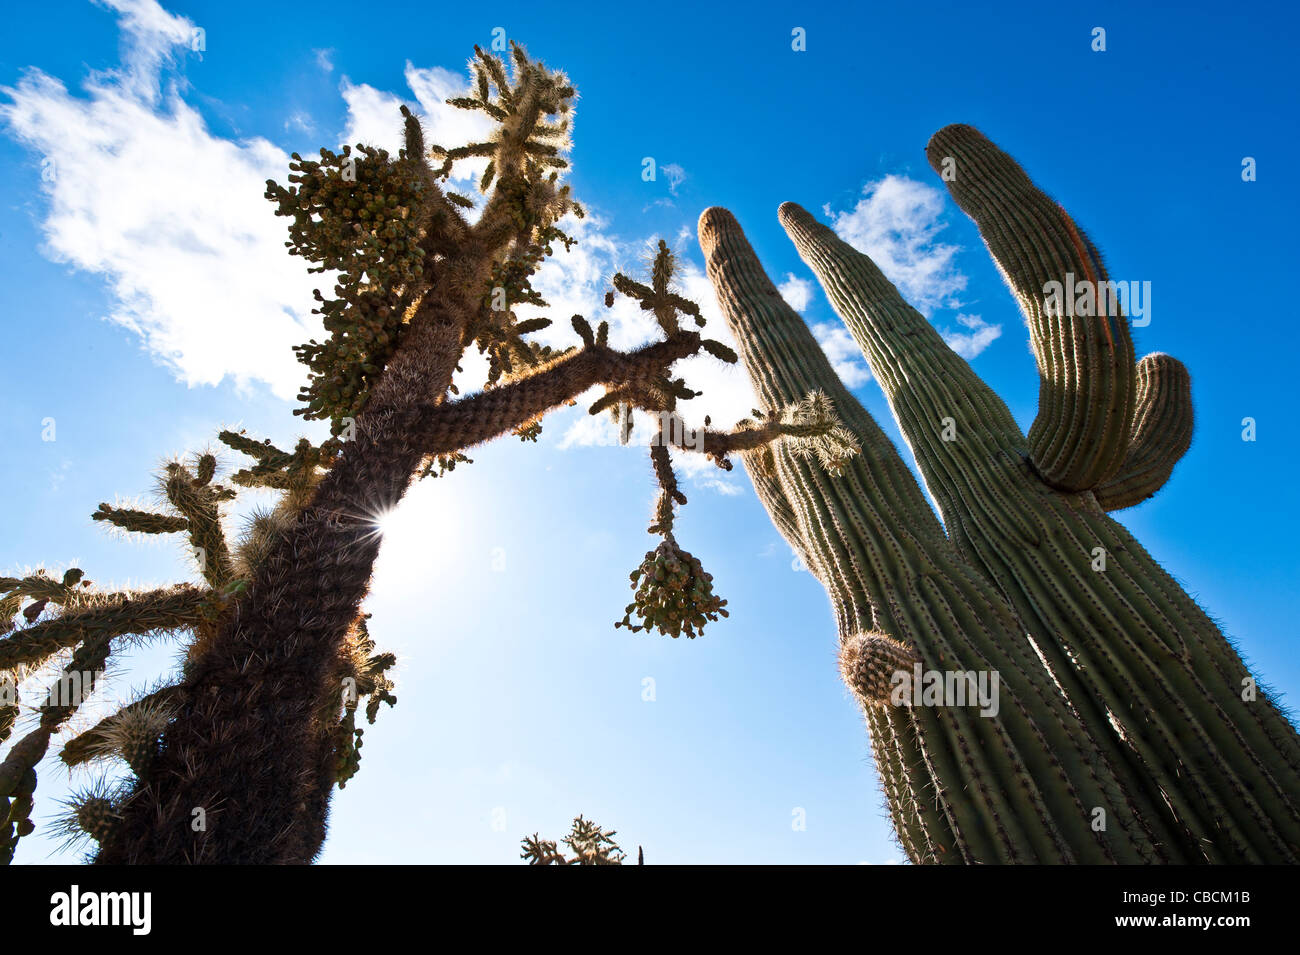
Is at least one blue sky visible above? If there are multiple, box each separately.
[1,0,1297,864]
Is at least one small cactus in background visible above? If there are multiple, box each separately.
[521,815,640,865]
[700,124,1300,863]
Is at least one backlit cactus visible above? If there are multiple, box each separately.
[0,437,397,863]
[4,42,838,864]
[700,124,1300,863]
[521,815,634,865]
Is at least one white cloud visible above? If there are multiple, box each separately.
[90,0,194,103]
[827,174,967,313]
[285,111,313,135]
[696,475,744,496]
[776,273,812,312]
[824,174,1001,361]
[811,323,872,388]
[314,48,335,72]
[941,312,1001,359]
[338,80,405,153]
[661,162,686,196]
[1,33,317,398]
[0,7,517,402]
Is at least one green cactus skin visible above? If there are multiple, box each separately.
[703,124,1300,863]
[700,208,1180,864]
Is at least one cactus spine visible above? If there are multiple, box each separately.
[701,125,1300,863]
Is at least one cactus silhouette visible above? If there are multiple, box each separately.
[521,815,639,865]
[699,125,1300,863]
[1,43,846,864]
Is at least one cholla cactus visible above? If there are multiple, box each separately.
[699,125,1300,863]
[521,815,635,865]
[3,42,849,864]
[0,438,397,864]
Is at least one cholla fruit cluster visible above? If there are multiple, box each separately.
[267,143,430,433]
[618,541,728,639]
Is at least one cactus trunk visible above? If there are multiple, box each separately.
[95,314,466,864]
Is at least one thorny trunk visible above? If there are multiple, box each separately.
[97,313,464,864]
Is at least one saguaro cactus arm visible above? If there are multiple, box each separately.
[925,124,1135,492]
[698,207,947,545]
[1093,353,1194,511]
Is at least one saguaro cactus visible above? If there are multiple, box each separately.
[704,210,1167,863]
[701,125,1300,863]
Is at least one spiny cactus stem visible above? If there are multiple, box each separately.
[703,205,1192,863]
[0,634,111,798]
[775,123,1300,862]
[698,207,946,545]
[872,709,946,861]
[1093,354,1194,510]
[163,463,235,589]
[403,332,702,460]
[0,725,51,799]
[770,401,1106,863]
[801,206,1297,859]
[924,124,1135,491]
[772,199,1296,862]
[0,586,208,672]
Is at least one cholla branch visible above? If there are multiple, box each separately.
[0,586,206,673]
[60,684,182,771]
[521,815,627,865]
[404,332,702,462]
[693,392,859,474]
